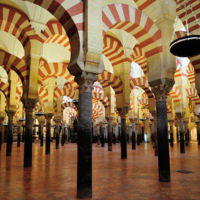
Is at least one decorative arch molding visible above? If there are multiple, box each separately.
[186,88,200,105]
[24,0,82,76]
[168,85,181,103]
[98,70,123,94]
[54,88,75,100]
[92,92,110,108]
[0,81,9,99]
[38,62,78,89]
[129,77,154,98]
[0,50,27,84]
[102,4,162,57]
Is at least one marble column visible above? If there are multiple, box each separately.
[130,119,136,150]
[100,123,104,147]
[23,101,35,167]
[176,113,185,153]
[184,120,189,146]
[75,72,96,198]
[61,123,65,146]
[153,85,170,182]
[196,115,200,145]
[55,119,61,149]
[151,111,158,156]
[106,117,113,151]
[0,117,4,151]
[17,121,22,147]
[168,120,174,147]
[45,114,53,154]
[6,112,15,156]
[136,123,140,145]
[118,109,128,159]
[39,120,45,147]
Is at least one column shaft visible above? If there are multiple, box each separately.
[45,115,52,154]
[156,101,170,182]
[77,92,92,198]
[17,125,21,147]
[107,119,113,151]
[131,123,136,150]
[179,119,185,153]
[0,118,4,151]
[24,110,33,167]
[121,118,127,159]
[6,113,14,156]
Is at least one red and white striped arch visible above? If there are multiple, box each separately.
[186,88,200,105]
[61,101,77,111]
[168,85,181,103]
[134,0,156,11]
[190,55,200,74]
[0,81,9,99]
[38,62,78,89]
[129,77,154,98]
[98,70,123,94]
[92,109,99,121]
[102,4,162,57]
[138,98,148,108]
[0,5,33,51]
[0,51,27,84]
[103,35,127,67]
[38,87,48,103]
[176,0,200,33]
[187,62,195,85]
[166,103,172,114]
[54,88,75,100]
[129,44,147,75]
[25,0,83,75]
[93,85,103,93]
[92,92,110,108]
[65,107,77,116]
[92,103,103,115]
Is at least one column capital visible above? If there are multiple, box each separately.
[168,120,174,126]
[44,113,54,122]
[117,107,129,119]
[105,117,114,124]
[22,99,37,114]
[6,111,15,120]
[75,72,97,94]
[176,112,185,120]
[151,84,171,102]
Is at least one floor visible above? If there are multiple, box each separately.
[0,141,200,200]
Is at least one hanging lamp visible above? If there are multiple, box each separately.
[170,0,200,57]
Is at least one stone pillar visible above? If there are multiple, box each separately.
[130,119,136,150]
[100,123,104,147]
[23,101,35,167]
[39,120,45,146]
[55,119,61,149]
[176,113,185,153]
[75,72,96,198]
[126,124,130,144]
[118,109,128,159]
[106,117,113,151]
[6,112,15,156]
[168,120,174,147]
[151,111,158,156]
[184,120,189,146]
[0,117,4,151]
[196,115,200,145]
[17,120,22,147]
[45,114,53,154]
[136,122,140,145]
[152,85,171,182]
[61,123,65,146]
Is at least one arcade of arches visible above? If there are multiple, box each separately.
[1,0,200,198]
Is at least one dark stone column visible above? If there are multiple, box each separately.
[168,120,174,147]
[61,123,65,146]
[151,111,158,156]
[106,117,113,151]
[23,101,35,167]
[152,85,171,182]
[17,121,21,147]
[45,114,53,155]
[130,119,136,150]
[177,113,185,153]
[118,109,128,159]
[184,120,189,146]
[39,120,45,147]
[6,112,15,156]
[0,117,4,151]
[100,123,104,147]
[196,116,200,145]
[75,72,96,198]
[55,119,61,149]
[136,123,140,145]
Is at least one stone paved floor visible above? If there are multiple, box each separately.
[1,141,200,200]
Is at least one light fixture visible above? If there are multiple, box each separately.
[170,0,200,57]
